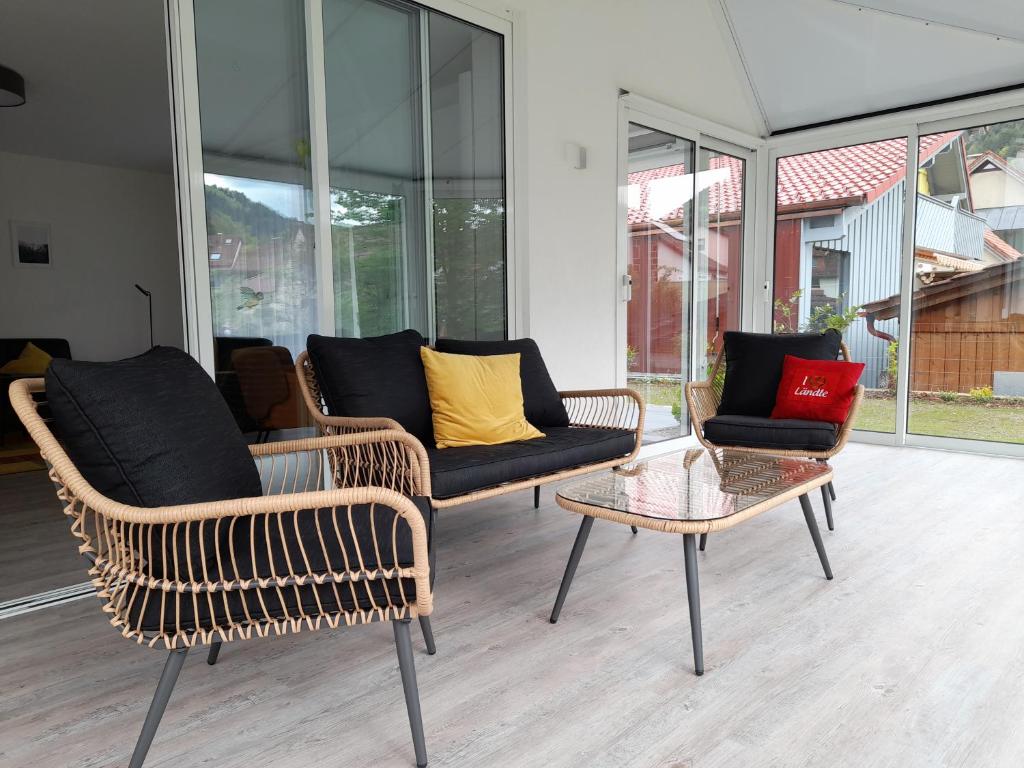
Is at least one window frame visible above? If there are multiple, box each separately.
[166,0,519,375]
[760,92,1024,457]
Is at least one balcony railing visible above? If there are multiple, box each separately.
[915,194,986,261]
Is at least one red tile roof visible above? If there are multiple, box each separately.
[627,132,961,224]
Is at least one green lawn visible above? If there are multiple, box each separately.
[629,377,1024,445]
[857,397,1024,444]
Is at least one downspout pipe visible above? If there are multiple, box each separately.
[862,311,897,343]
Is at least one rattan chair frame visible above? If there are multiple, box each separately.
[9,377,434,768]
[295,351,646,509]
[684,341,863,533]
[684,342,864,461]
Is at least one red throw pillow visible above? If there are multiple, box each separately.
[771,355,865,424]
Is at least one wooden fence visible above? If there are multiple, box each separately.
[909,320,1024,393]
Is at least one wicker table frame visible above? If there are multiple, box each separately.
[684,342,865,532]
[549,452,835,676]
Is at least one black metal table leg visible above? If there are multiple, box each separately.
[682,533,704,676]
[799,493,833,580]
[534,485,540,509]
[549,516,595,623]
[820,483,834,531]
[698,532,707,551]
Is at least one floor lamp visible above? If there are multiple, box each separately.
[135,284,154,349]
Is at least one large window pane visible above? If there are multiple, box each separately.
[195,0,317,438]
[906,122,1024,444]
[323,0,428,338]
[428,12,506,340]
[774,138,908,433]
[625,123,694,443]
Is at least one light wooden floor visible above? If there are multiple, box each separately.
[1,443,1023,767]
[0,469,85,602]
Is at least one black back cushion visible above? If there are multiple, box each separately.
[306,330,434,443]
[45,346,264,507]
[434,337,570,428]
[717,330,843,417]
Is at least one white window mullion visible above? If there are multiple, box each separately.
[418,9,437,342]
[894,126,920,446]
[305,0,335,338]
[166,0,215,374]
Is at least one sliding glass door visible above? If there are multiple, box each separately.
[620,104,749,445]
[624,122,695,443]
[193,0,319,437]
[181,0,508,439]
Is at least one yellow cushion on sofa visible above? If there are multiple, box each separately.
[420,347,545,449]
[0,342,53,375]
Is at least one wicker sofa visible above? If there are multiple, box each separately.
[296,332,646,510]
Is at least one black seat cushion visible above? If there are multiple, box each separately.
[703,414,837,452]
[45,346,264,508]
[717,330,843,417]
[129,497,434,635]
[429,427,635,499]
[434,337,569,428]
[307,330,434,444]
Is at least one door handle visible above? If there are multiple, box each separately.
[622,274,633,302]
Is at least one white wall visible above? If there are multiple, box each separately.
[468,0,761,388]
[0,151,183,361]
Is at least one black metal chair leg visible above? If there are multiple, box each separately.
[128,648,189,768]
[828,480,836,501]
[698,533,707,551]
[549,516,595,623]
[394,620,428,768]
[799,493,833,580]
[682,534,704,676]
[630,525,638,534]
[206,641,222,666]
[820,483,834,531]
[534,485,540,509]
[418,615,436,655]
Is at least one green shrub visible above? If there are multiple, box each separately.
[671,401,682,423]
[938,391,958,402]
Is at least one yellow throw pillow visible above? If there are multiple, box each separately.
[420,347,545,449]
[0,342,53,375]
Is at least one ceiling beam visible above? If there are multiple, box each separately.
[707,0,771,138]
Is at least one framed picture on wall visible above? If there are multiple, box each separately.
[10,220,53,268]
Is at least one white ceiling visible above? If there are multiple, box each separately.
[0,0,172,173]
[720,0,1024,133]
[1,0,1023,173]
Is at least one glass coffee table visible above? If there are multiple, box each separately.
[550,448,834,676]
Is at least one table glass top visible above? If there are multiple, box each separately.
[556,449,830,522]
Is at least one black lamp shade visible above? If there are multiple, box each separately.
[0,64,26,108]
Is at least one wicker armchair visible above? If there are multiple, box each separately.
[296,351,645,510]
[9,378,434,768]
[685,342,864,533]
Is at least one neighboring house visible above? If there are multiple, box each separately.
[626,132,991,389]
[968,150,1024,253]
[773,132,987,388]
